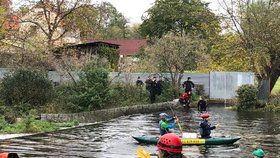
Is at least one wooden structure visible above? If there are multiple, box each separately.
[53,41,119,59]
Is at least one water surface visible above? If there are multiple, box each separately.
[0,106,279,158]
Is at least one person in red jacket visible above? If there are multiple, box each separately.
[179,92,191,108]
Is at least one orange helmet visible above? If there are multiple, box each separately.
[201,113,209,118]
[157,133,182,153]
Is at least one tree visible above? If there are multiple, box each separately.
[95,2,128,39]
[65,5,99,39]
[146,33,206,96]
[65,2,128,39]
[140,0,220,39]
[0,0,11,39]
[222,0,280,92]
[0,6,7,39]
[20,0,87,48]
[125,23,143,39]
[207,33,251,72]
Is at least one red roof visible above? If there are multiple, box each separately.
[83,39,147,56]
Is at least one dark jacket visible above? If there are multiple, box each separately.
[145,79,152,91]
[199,119,216,138]
[198,100,207,112]
[156,79,163,95]
[183,80,195,92]
[136,79,144,87]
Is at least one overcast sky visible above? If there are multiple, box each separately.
[12,0,225,24]
[94,0,225,24]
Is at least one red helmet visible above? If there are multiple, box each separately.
[157,133,182,153]
[201,113,209,118]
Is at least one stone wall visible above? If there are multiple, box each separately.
[41,102,176,123]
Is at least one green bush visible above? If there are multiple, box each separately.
[109,82,148,107]
[0,110,59,134]
[0,69,54,115]
[236,84,258,110]
[50,85,84,113]
[195,84,206,97]
[53,64,110,112]
[77,66,110,110]
[265,95,280,112]
[157,81,178,102]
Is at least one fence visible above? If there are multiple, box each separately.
[209,71,255,99]
[0,68,255,99]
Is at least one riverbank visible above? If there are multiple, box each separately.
[41,101,176,123]
[0,101,176,140]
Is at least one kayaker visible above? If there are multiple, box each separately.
[252,148,265,158]
[159,113,178,136]
[199,113,218,138]
[197,96,207,112]
[157,133,186,158]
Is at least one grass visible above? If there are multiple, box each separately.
[0,116,79,134]
[271,78,280,94]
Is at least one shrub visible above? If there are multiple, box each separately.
[157,81,178,102]
[0,69,54,115]
[0,110,59,134]
[53,64,110,112]
[265,95,280,112]
[77,66,110,110]
[195,84,206,97]
[50,85,84,113]
[236,84,258,110]
[109,82,148,107]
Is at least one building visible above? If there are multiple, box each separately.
[83,39,147,57]
[53,41,119,59]
[53,41,120,70]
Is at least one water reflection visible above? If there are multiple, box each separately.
[0,106,279,157]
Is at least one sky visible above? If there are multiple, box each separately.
[12,0,225,25]
[94,0,224,24]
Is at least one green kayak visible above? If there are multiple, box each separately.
[132,135,241,145]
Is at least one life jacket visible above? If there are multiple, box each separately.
[180,93,189,100]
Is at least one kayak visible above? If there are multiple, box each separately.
[132,135,241,145]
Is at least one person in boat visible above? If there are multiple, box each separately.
[199,113,218,138]
[197,96,207,112]
[157,133,186,158]
[252,148,265,158]
[179,92,191,108]
[159,113,178,136]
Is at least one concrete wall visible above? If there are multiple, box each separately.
[210,71,255,99]
[41,102,176,123]
[0,69,255,99]
[109,72,210,95]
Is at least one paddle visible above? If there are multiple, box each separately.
[136,147,151,158]
[168,105,183,134]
